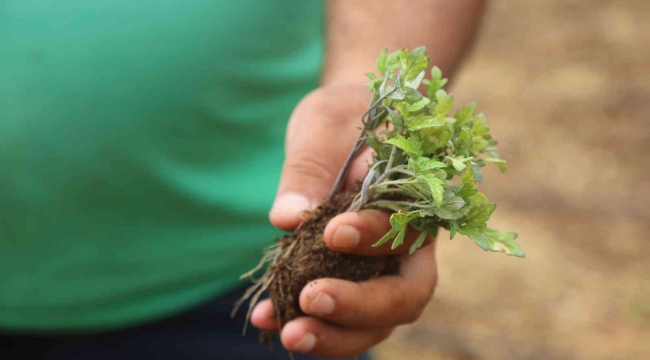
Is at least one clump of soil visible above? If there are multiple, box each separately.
[236,189,399,343]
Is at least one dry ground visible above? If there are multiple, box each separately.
[375,1,650,359]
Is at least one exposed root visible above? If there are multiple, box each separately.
[234,189,399,345]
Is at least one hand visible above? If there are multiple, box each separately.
[250,85,439,358]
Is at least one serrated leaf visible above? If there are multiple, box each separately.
[407,97,431,112]
[458,166,478,199]
[483,229,525,257]
[472,136,489,154]
[399,48,410,70]
[405,47,430,81]
[471,114,489,136]
[374,211,421,248]
[469,192,489,205]
[417,174,445,208]
[427,66,448,98]
[409,156,447,172]
[407,115,445,131]
[376,49,388,74]
[385,135,421,156]
[461,225,489,251]
[445,156,471,172]
[465,202,496,226]
[434,90,454,118]
[454,103,477,127]
[457,127,474,154]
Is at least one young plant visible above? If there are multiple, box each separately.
[235,46,523,345]
[330,46,523,257]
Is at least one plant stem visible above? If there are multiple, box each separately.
[373,166,413,185]
[328,88,396,201]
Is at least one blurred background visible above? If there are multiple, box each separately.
[376,0,649,359]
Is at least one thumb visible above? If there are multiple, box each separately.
[269,87,370,231]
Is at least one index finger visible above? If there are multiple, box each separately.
[323,209,433,256]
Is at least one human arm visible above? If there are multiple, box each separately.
[253,1,486,357]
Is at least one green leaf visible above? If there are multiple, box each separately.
[406,97,431,112]
[450,222,459,239]
[399,48,410,70]
[407,115,445,131]
[386,49,401,72]
[471,114,489,136]
[390,90,407,100]
[391,227,407,249]
[457,166,478,199]
[483,229,525,257]
[456,127,474,154]
[427,66,448,98]
[434,90,454,118]
[469,192,489,205]
[417,174,445,208]
[460,225,489,251]
[403,86,423,103]
[386,107,404,127]
[409,156,446,172]
[374,211,421,248]
[404,71,426,89]
[442,194,466,211]
[376,49,388,74]
[394,102,410,118]
[384,135,421,156]
[465,202,496,227]
[445,156,472,172]
[483,157,507,173]
[404,47,430,81]
[374,229,399,248]
[409,231,428,254]
[471,163,484,182]
[472,136,489,154]
[454,103,477,127]
[365,72,378,80]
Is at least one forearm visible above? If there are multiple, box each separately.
[322,0,485,86]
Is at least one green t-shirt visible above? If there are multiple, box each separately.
[0,1,324,330]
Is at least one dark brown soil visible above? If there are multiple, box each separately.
[261,190,400,343]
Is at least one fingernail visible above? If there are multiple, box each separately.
[292,333,316,352]
[332,225,360,248]
[271,193,311,218]
[308,292,335,316]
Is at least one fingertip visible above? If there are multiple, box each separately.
[281,319,317,353]
[269,193,313,231]
[250,299,279,331]
[299,280,336,317]
[325,210,393,254]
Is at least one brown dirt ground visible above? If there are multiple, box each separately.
[374,1,650,359]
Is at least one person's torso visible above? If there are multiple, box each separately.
[0,0,324,330]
